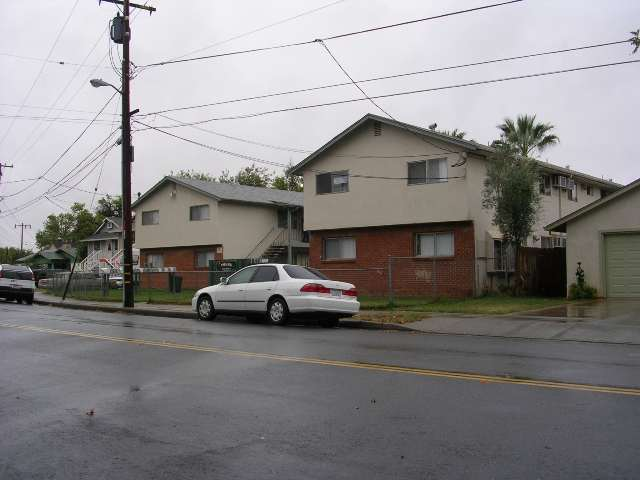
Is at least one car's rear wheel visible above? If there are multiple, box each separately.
[197,295,215,321]
[267,298,288,326]
[319,316,340,328]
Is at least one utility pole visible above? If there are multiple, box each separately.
[98,0,155,308]
[14,223,31,253]
[0,163,13,182]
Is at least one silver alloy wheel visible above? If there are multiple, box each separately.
[198,296,212,319]
[269,300,284,323]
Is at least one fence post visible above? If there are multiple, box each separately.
[387,256,394,306]
[432,256,436,298]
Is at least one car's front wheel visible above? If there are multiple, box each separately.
[197,295,215,321]
[267,297,288,326]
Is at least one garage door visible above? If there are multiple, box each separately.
[605,233,640,297]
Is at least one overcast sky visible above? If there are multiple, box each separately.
[0,0,638,249]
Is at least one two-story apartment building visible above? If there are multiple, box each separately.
[290,113,620,297]
[132,177,307,276]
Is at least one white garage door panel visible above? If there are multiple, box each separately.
[605,234,640,298]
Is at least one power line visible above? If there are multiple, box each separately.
[141,39,629,117]
[0,0,81,150]
[0,94,118,199]
[317,39,458,156]
[166,0,348,63]
[143,59,640,127]
[133,119,468,181]
[0,51,111,69]
[0,113,118,124]
[0,102,121,116]
[141,0,523,68]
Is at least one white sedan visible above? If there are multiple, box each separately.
[192,263,359,327]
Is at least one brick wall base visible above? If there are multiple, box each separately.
[139,245,223,290]
[309,222,475,298]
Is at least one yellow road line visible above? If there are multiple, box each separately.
[2,321,640,397]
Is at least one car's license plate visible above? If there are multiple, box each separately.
[330,289,341,297]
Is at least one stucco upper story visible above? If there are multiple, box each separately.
[290,114,620,246]
[131,177,303,259]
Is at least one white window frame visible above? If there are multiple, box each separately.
[323,237,356,260]
[142,210,159,225]
[415,232,454,258]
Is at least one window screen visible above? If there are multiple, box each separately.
[316,171,349,194]
[408,161,426,185]
[190,204,210,221]
[251,266,279,282]
[416,232,454,257]
[427,158,447,183]
[195,251,215,268]
[324,237,356,259]
[142,210,159,225]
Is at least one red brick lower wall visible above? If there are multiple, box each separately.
[139,245,223,289]
[309,222,475,298]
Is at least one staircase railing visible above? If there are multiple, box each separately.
[245,227,278,259]
[78,250,100,272]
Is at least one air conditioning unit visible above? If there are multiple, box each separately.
[553,175,569,188]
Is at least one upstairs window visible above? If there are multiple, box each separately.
[539,175,551,196]
[190,204,210,221]
[324,237,356,260]
[316,171,349,194]
[568,182,578,202]
[142,210,159,225]
[107,222,113,229]
[407,158,448,185]
[416,232,454,257]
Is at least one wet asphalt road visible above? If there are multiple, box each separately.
[1,303,639,479]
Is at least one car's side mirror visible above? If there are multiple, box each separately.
[219,277,228,285]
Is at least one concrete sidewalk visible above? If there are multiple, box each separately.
[32,293,640,344]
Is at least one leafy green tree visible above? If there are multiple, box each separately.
[0,246,33,263]
[217,169,235,184]
[272,162,303,192]
[482,145,541,291]
[235,163,272,187]
[494,114,559,158]
[172,169,216,182]
[35,203,100,257]
[95,195,122,220]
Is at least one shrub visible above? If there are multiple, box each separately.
[568,262,597,299]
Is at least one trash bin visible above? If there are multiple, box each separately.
[173,275,183,293]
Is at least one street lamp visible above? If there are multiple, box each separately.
[90,78,122,94]
[90,70,134,309]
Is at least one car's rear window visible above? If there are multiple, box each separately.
[283,265,328,280]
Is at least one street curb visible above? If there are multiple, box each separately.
[33,299,194,319]
[33,299,412,331]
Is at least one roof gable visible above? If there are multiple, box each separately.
[546,177,640,232]
[289,113,491,175]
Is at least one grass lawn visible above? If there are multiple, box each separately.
[46,288,196,305]
[358,295,570,315]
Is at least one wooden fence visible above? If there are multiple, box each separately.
[517,247,566,296]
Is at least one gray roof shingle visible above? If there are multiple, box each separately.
[133,176,303,208]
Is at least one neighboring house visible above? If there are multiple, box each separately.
[289,113,620,297]
[546,178,640,298]
[17,243,76,270]
[131,176,307,273]
[78,217,123,271]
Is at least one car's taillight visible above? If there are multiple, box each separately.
[300,283,331,294]
[343,288,357,297]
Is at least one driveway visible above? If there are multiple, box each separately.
[516,299,640,326]
[405,299,640,344]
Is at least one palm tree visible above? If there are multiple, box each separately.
[439,128,466,139]
[494,114,559,158]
